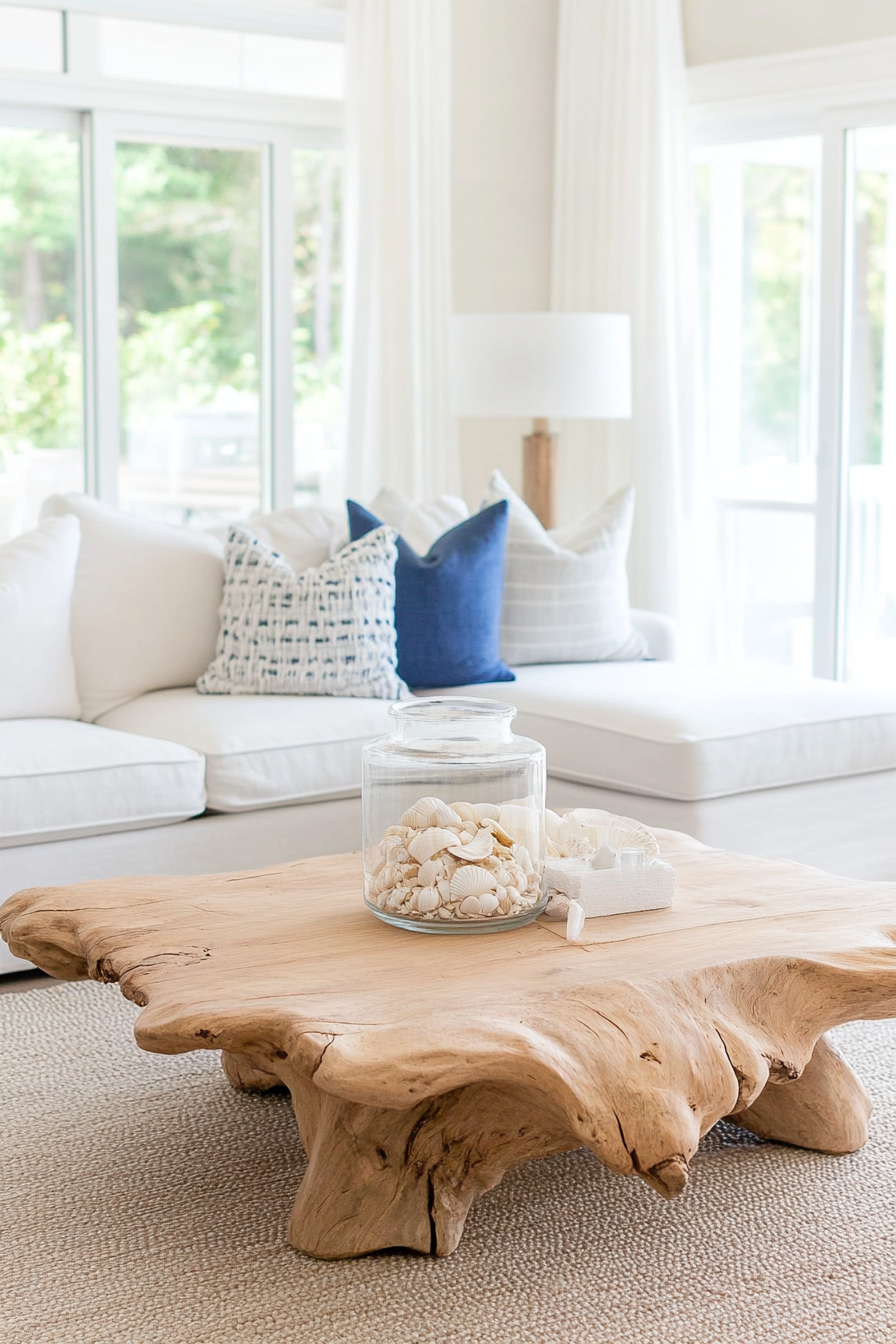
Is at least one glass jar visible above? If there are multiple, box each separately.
[362,697,547,933]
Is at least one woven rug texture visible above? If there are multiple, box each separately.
[2,979,896,1344]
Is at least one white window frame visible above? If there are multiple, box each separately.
[0,4,343,514]
[690,39,896,678]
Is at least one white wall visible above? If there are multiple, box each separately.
[451,0,557,504]
[683,0,896,66]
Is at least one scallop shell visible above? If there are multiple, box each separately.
[564,809,660,859]
[459,895,482,916]
[472,802,500,821]
[416,858,443,887]
[447,828,494,862]
[477,891,500,916]
[450,864,498,898]
[407,827,459,863]
[400,796,462,829]
[412,886,441,914]
[437,879,451,901]
[450,802,481,826]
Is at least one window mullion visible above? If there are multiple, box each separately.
[84,109,120,504]
[813,116,850,679]
[268,133,295,510]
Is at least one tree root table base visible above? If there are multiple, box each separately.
[4,830,896,1260]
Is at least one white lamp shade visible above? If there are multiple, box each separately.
[451,312,632,419]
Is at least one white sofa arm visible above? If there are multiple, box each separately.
[631,608,679,661]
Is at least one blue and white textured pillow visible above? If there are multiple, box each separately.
[197,524,405,700]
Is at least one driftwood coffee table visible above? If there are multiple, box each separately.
[4,830,896,1260]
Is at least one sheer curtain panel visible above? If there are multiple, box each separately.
[551,0,702,624]
[342,0,458,500]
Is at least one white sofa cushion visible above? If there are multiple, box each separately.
[0,516,81,720]
[368,487,470,556]
[41,494,225,721]
[482,471,647,665]
[208,504,349,573]
[0,719,206,848]
[98,688,395,812]
[426,662,896,800]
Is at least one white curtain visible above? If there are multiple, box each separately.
[342,0,459,501]
[551,0,703,623]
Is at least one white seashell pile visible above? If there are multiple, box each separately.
[544,808,659,860]
[366,795,543,923]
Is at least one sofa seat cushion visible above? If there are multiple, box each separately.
[427,662,896,801]
[98,688,395,812]
[0,720,206,848]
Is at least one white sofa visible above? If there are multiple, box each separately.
[5,602,896,974]
[4,497,896,976]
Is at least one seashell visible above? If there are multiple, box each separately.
[374,863,402,895]
[504,886,522,905]
[400,796,462,829]
[367,847,386,878]
[485,820,518,850]
[447,829,494,862]
[459,895,482,916]
[407,827,459,863]
[590,841,616,870]
[492,867,516,888]
[544,892,571,919]
[385,887,409,911]
[478,891,500,916]
[412,886,441,914]
[384,825,410,840]
[450,802,480,826]
[416,858,442,887]
[497,891,513,915]
[437,879,451,901]
[473,802,500,821]
[450,865,498,898]
[437,906,455,920]
[545,810,566,843]
[512,843,535,876]
[563,809,659,860]
[497,804,539,848]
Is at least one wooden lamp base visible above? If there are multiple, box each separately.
[523,417,558,530]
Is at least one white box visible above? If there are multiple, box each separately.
[543,857,675,918]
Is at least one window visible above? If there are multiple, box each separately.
[117,142,263,526]
[0,4,343,542]
[843,125,896,685]
[696,103,896,685]
[0,122,83,539]
[695,137,820,672]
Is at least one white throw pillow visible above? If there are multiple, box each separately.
[0,516,81,720]
[482,469,647,665]
[207,504,349,573]
[40,494,225,721]
[368,487,470,555]
[198,525,405,700]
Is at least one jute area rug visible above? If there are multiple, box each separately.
[3,982,896,1344]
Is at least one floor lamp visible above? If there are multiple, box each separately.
[451,312,632,529]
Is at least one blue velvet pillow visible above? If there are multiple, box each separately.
[347,499,515,689]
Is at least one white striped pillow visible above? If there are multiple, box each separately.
[483,471,647,666]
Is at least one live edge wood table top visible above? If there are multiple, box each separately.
[4,830,896,1260]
